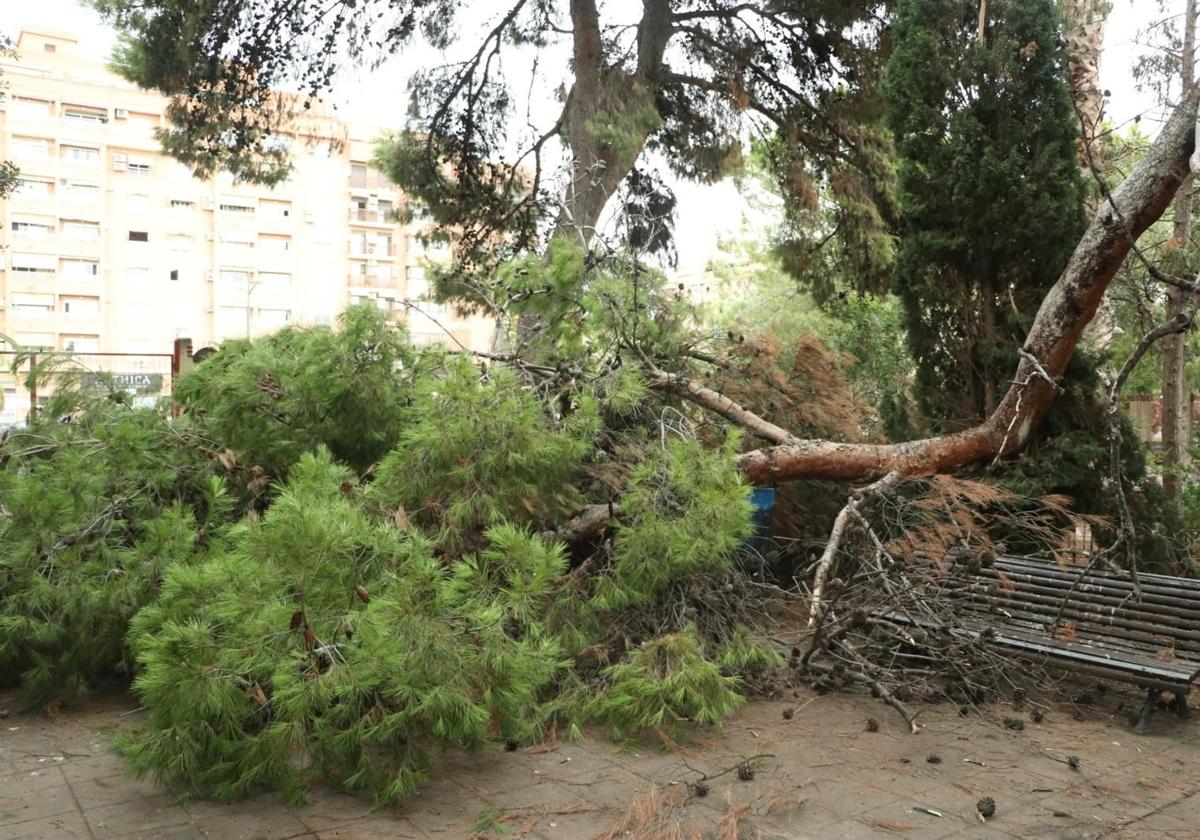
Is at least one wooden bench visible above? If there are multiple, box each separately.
[886,554,1200,732]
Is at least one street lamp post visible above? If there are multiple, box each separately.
[245,279,262,339]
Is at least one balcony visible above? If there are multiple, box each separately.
[348,274,396,290]
[348,172,393,191]
[348,209,395,225]
[348,244,398,258]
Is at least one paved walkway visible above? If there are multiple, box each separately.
[2,684,1198,839]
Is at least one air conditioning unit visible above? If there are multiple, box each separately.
[114,108,129,120]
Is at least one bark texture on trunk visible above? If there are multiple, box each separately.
[722,94,1197,485]
[1061,0,1109,169]
[1163,0,1196,499]
[557,0,673,242]
[1061,0,1117,349]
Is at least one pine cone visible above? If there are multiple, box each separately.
[976,796,996,820]
[926,753,942,764]
[865,718,879,732]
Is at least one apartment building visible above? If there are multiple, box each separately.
[0,27,494,371]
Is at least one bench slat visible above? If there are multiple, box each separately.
[946,581,1200,645]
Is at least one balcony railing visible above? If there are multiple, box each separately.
[348,172,393,190]
[348,209,395,224]
[348,274,395,289]
[348,244,398,258]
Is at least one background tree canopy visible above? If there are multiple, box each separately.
[89,0,897,302]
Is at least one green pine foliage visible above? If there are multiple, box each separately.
[593,436,754,611]
[368,355,596,553]
[122,450,567,805]
[0,389,225,707]
[884,0,1086,427]
[585,628,745,739]
[174,305,416,475]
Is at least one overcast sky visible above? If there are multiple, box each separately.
[11,0,1185,279]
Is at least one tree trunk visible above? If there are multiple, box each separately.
[557,0,672,243]
[701,93,1198,485]
[1061,0,1108,170]
[1061,0,1119,350]
[1163,0,1196,499]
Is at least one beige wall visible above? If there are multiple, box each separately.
[0,27,495,370]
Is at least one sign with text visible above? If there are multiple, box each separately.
[82,372,165,394]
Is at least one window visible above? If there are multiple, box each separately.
[12,136,51,158]
[350,162,368,189]
[169,269,180,282]
[63,181,99,201]
[62,220,100,240]
[14,177,53,197]
[220,232,255,253]
[11,97,52,119]
[219,201,255,214]
[11,293,54,315]
[128,230,149,242]
[349,231,367,255]
[259,235,290,255]
[61,259,99,279]
[128,162,151,177]
[62,335,101,353]
[10,253,56,274]
[13,333,53,349]
[170,199,194,210]
[261,200,291,222]
[219,270,252,285]
[168,234,192,252]
[62,145,100,163]
[258,309,291,329]
[44,43,56,53]
[62,105,107,125]
[62,297,100,318]
[10,217,54,237]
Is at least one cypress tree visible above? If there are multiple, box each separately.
[884,0,1087,429]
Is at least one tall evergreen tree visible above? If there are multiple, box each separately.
[884,0,1087,429]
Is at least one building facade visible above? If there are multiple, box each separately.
[0,27,493,377]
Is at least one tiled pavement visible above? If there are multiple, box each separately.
[2,685,1198,838]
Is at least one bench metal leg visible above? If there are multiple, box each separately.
[1134,688,1161,734]
[1169,690,1191,720]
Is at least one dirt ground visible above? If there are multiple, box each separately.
[1,681,1197,839]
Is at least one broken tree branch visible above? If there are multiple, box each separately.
[696,92,1198,485]
[808,471,902,627]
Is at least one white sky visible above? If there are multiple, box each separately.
[9,0,1187,279]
